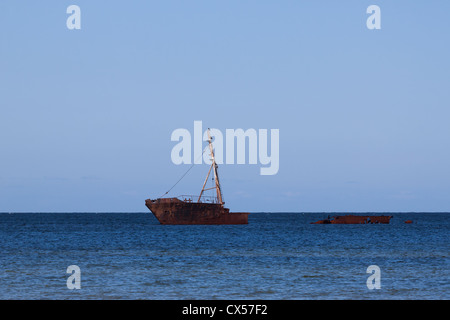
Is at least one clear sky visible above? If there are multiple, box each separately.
[1,1,449,212]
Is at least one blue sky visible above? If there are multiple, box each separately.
[1,1,449,212]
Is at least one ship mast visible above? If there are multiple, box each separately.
[198,128,224,205]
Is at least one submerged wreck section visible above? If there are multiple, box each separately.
[311,215,393,224]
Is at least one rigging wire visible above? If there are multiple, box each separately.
[158,146,208,198]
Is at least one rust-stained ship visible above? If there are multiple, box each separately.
[311,214,393,224]
[145,129,249,225]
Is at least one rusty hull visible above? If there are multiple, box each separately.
[145,198,249,225]
[311,214,393,224]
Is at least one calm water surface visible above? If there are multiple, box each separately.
[0,212,448,299]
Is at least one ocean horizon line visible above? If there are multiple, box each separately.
[1,211,449,214]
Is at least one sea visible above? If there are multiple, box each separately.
[0,212,448,300]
